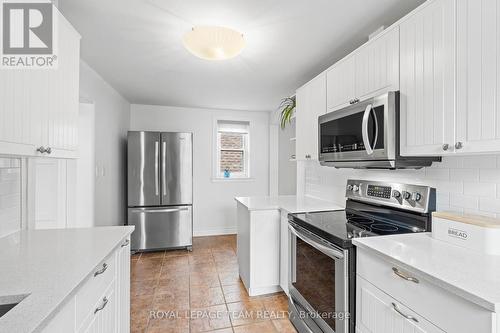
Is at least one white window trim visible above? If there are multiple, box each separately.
[213,118,251,180]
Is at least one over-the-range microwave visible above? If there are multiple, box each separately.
[318,91,441,169]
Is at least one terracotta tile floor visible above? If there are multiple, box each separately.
[131,235,297,333]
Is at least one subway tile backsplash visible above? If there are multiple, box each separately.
[300,154,500,218]
[0,157,21,237]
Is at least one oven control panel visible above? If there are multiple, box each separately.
[345,179,436,213]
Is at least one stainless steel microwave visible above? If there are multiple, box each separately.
[318,91,440,169]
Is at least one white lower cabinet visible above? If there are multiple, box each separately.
[279,209,290,296]
[356,248,496,333]
[39,237,131,333]
[356,276,444,333]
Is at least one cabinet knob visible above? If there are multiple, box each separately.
[442,144,449,151]
[455,142,463,150]
[36,146,46,154]
[45,147,52,154]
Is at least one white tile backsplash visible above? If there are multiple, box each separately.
[300,154,500,218]
[0,157,21,238]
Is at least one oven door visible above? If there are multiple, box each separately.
[318,92,397,165]
[288,221,349,333]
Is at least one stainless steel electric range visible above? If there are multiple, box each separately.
[287,179,436,333]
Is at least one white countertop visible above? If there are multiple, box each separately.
[353,233,500,312]
[0,226,134,333]
[234,195,344,213]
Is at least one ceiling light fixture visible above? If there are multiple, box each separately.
[182,26,245,61]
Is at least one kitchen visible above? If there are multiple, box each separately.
[1,0,500,332]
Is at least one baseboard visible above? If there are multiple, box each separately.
[193,227,237,237]
[248,285,283,297]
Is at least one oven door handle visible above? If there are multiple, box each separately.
[288,296,316,333]
[289,223,344,259]
[362,103,378,155]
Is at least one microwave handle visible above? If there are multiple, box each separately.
[362,104,378,155]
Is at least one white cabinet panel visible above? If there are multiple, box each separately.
[327,56,355,111]
[0,7,80,158]
[399,0,456,156]
[78,284,116,333]
[456,0,500,154]
[279,210,289,296]
[116,239,131,333]
[355,28,400,100]
[296,72,326,160]
[356,276,445,333]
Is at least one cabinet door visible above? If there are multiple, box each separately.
[279,210,290,296]
[326,56,356,111]
[79,286,116,333]
[116,239,131,333]
[356,276,445,333]
[399,0,456,156]
[355,27,400,100]
[296,72,327,160]
[455,0,500,154]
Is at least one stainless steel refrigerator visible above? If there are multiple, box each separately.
[127,131,193,251]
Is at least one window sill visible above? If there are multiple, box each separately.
[211,177,255,183]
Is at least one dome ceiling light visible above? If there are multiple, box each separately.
[182,26,245,61]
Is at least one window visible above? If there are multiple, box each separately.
[216,120,250,179]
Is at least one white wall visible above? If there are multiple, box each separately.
[130,104,270,236]
[278,120,296,195]
[79,61,130,226]
[299,155,500,217]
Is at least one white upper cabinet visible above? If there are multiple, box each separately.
[355,27,400,100]
[326,56,355,111]
[0,7,80,158]
[455,0,500,154]
[296,72,327,160]
[399,0,456,156]
[326,26,400,112]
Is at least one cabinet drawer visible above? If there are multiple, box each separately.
[77,280,116,333]
[75,252,116,327]
[356,248,493,333]
[357,275,444,333]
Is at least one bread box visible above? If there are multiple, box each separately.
[432,212,500,255]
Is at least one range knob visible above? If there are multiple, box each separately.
[411,192,422,202]
[392,190,401,199]
[402,191,411,200]
[347,185,353,191]
[352,185,360,192]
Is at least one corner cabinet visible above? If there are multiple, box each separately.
[0,7,80,158]
[399,0,456,156]
[296,72,326,161]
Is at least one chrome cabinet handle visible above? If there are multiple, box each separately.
[121,239,130,247]
[442,143,449,151]
[36,146,46,153]
[391,302,418,322]
[392,267,419,283]
[455,142,463,150]
[45,147,52,154]
[94,263,108,277]
[94,297,108,314]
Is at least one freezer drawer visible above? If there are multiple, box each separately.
[128,206,192,251]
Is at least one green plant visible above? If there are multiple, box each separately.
[278,96,296,129]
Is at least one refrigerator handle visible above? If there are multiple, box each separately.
[154,141,159,196]
[162,141,167,196]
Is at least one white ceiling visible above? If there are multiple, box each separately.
[59,0,424,112]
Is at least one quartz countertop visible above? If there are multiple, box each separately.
[234,195,344,213]
[353,233,500,312]
[0,226,134,333]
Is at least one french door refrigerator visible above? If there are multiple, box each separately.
[127,131,193,251]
